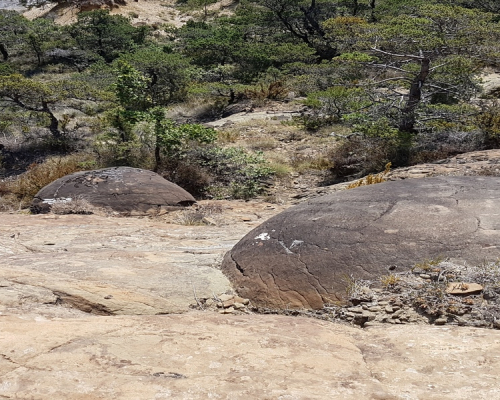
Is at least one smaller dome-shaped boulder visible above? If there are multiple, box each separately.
[31,167,196,214]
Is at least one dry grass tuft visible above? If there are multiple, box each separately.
[346,162,391,189]
[50,196,96,215]
[172,202,224,225]
[0,154,95,211]
[379,273,401,288]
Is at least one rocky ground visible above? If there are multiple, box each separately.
[2,205,500,399]
[3,152,500,398]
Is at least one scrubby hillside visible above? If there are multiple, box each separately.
[1,0,500,210]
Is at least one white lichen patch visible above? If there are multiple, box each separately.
[254,233,270,241]
[42,197,73,205]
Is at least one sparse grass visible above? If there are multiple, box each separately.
[245,81,288,102]
[379,273,401,288]
[50,196,96,215]
[290,153,333,172]
[173,202,224,225]
[247,137,278,151]
[217,129,239,144]
[174,210,206,225]
[267,161,291,178]
[342,274,373,299]
[412,257,444,272]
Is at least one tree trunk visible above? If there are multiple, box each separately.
[399,57,430,133]
[369,0,376,22]
[0,43,8,61]
[154,143,161,172]
[352,0,359,15]
[42,101,62,139]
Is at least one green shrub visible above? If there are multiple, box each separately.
[164,145,274,200]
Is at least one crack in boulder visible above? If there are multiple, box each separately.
[53,291,113,315]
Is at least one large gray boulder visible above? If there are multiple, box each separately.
[222,176,500,309]
[31,167,195,214]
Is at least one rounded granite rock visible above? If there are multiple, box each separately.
[31,167,196,214]
[221,176,500,309]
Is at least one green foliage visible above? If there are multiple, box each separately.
[0,73,111,145]
[372,4,500,55]
[113,61,152,111]
[118,47,191,105]
[252,0,339,59]
[0,62,15,76]
[149,107,217,158]
[68,10,149,62]
[0,11,29,61]
[26,18,61,65]
[322,16,369,52]
[192,146,274,199]
[305,86,372,122]
[477,102,500,146]
[179,22,243,67]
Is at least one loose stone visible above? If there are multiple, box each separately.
[218,294,234,302]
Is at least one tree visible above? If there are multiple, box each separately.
[252,0,339,60]
[108,62,216,169]
[25,19,61,66]
[321,4,497,134]
[118,47,191,106]
[0,11,29,62]
[67,10,148,62]
[178,21,244,67]
[0,74,107,143]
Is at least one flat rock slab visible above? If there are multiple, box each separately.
[31,167,195,214]
[222,176,500,309]
[0,312,499,400]
[0,202,286,315]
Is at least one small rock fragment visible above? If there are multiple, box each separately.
[222,299,235,308]
[446,282,483,295]
[234,296,249,305]
[202,217,217,226]
[218,294,234,302]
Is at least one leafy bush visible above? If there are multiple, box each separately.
[477,102,500,146]
[164,145,274,200]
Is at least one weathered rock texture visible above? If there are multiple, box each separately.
[222,176,500,309]
[31,167,196,214]
[1,312,499,400]
[0,201,285,315]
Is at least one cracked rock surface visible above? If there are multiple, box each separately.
[222,176,500,309]
[1,312,500,399]
[0,203,279,316]
[30,167,196,214]
[2,193,500,398]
